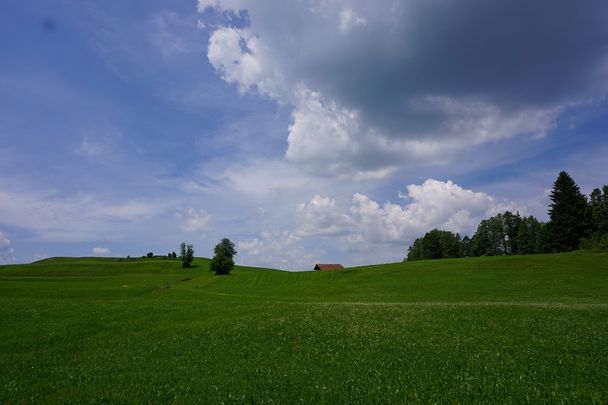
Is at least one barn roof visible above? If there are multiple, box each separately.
[314,263,344,270]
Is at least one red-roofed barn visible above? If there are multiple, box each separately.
[314,264,344,271]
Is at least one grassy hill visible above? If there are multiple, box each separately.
[1,252,607,403]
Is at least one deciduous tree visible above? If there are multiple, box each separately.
[180,242,194,268]
[210,238,237,275]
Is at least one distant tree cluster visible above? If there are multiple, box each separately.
[408,212,551,261]
[580,184,608,250]
[180,242,194,268]
[407,230,467,261]
[173,238,238,275]
[470,212,549,256]
[406,171,608,261]
[165,238,239,275]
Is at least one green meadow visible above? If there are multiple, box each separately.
[1,252,608,403]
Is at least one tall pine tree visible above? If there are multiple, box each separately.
[548,171,588,252]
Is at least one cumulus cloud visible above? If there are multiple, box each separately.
[179,208,212,232]
[199,0,608,177]
[92,247,111,256]
[0,232,16,262]
[207,26,282,97]
[297,179,524,252]
[297,195,350,237]
[285,87,399,178]
[238,229,313,270]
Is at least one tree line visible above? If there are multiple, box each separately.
[134,238,238,275]
[406,171,608,261]
[178,238,237,275]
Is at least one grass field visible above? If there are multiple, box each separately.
[1,252,608,403]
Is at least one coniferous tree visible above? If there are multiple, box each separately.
[460,235,471,257]
[548,171,588,251]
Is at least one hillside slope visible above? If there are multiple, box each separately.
[1,252,607,403]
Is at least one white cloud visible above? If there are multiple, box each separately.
[297,179,525,252]
[407,96,562,144]
[92,247,111,256]
[225,178,523,267]
[0,232,16,262]
[197,0,221,12]
[339,7,366,33]
[199,1,608,177]
[219,160,314,197]
[179,208,212,232]
[264,87,564,179]
[297,195,350,236]
[0,181,165,242]
[238,229,313,270]
[286,87,363,175]
[207,27,282,97]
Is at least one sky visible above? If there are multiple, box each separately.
[1,0,607,269]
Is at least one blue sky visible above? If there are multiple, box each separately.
[1,0,607,269]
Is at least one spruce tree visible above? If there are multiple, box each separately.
[548,171,588,251]
[460,235,471,257]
